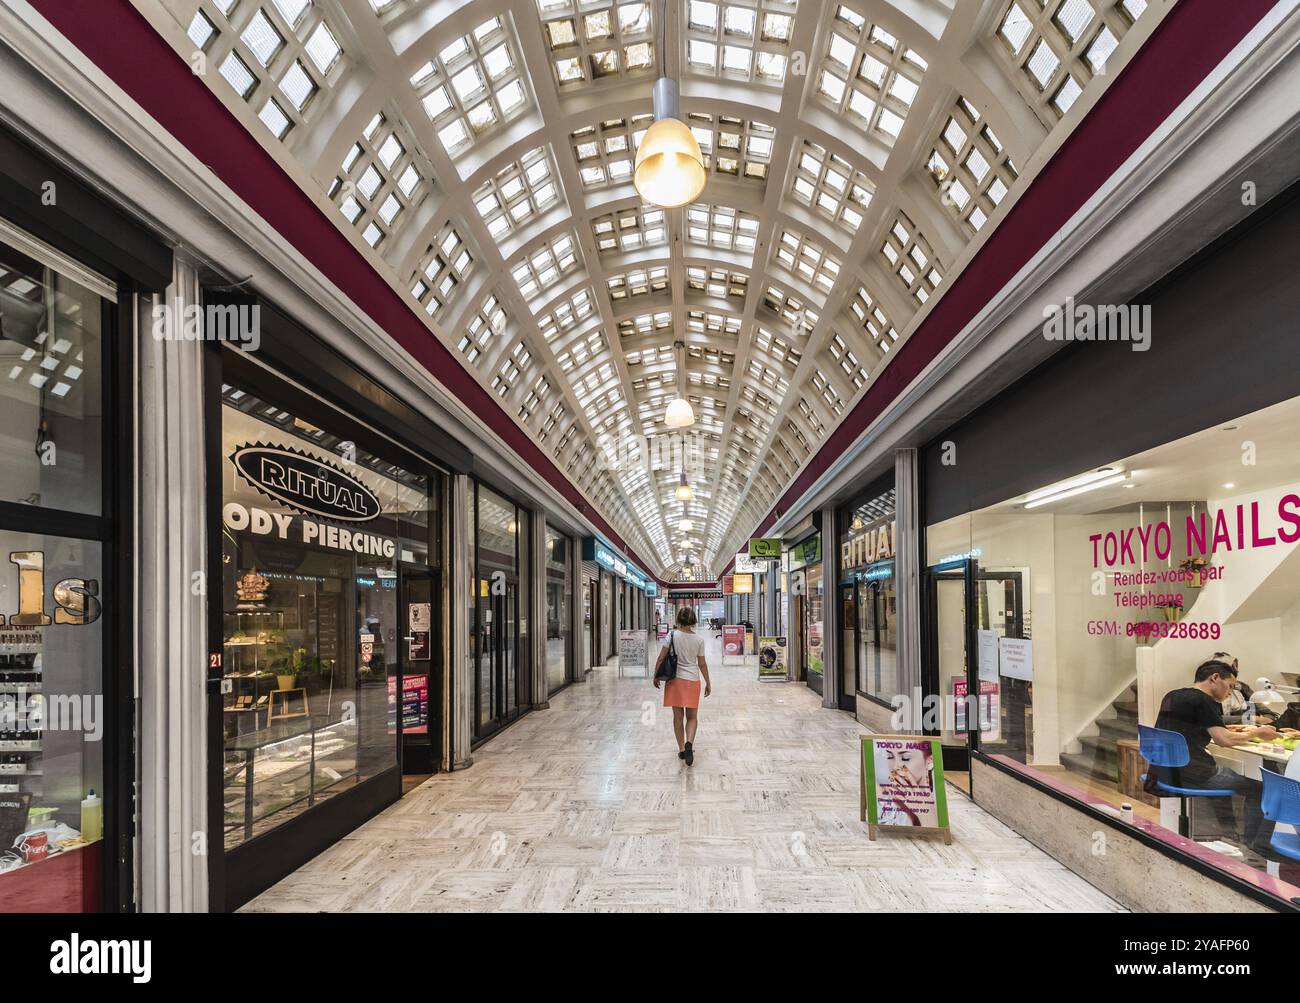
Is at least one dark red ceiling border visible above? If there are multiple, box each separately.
[26,0,663,573]
[716,0,1275,580]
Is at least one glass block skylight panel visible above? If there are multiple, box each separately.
[847,284,898,353]
[761,284,818,333]
[616,310,672,340]
[607,266,670,300]
[685,204,759,255]
[491,338,535,398]
[536,289,597,342]
[328,111,428,250]
[924,95,1018,235]
[789,140,874,234]
[825,331,870,389]
[555,330,609,374]
[686,113,775,184]
[815,4,926,143]
[881,212,942,306]
[686,312,742,339]
[410,224,473,320]
[473,147,560,239]
[772,229,840,296]
[684,0,796,85]
[411,16,530,155]
[571,116,653,190]
[456,292,509,365]
[752,326,802,373]
[591,207,666,255]
[511,232,580,307]
[993,0,1149,122]
[541,0,655,88]
[517,373,553,423]
[685,267,747,300]
[199,0,347,140]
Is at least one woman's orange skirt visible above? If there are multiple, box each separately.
[663,678,701,708]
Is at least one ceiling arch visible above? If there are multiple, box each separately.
[144,0,1165,577]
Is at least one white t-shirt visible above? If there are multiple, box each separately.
[660,629,705,681]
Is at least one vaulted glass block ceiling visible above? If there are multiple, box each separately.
[155,0,1162,580]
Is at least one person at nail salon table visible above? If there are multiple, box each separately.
[1150,658,1280,858]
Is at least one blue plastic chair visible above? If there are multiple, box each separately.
[1260,769,1300,861]
[1138,724,1233,837]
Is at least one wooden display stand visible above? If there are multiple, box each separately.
[267,687,310,725]
[860,734,953,845]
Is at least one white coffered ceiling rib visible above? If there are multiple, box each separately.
[144,0,1164,580]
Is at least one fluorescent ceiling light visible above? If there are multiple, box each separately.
[1023,468,1123,504]
[1023,473,1126,509]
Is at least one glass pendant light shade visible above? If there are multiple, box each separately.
[664,395,695,428]
[678,518,693,532]
[634,78,706,209]
[675,475,693,502]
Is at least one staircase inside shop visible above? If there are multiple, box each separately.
[1060,682,1139,785]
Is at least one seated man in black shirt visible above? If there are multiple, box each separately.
[1153,659,1279,858]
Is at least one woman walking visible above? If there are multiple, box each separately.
[653,606,712,765]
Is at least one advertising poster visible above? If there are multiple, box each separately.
[387,674,428,734]
[619,629,647,668]
[656,621,668,640]
[862,736,950,838]
[758,636,787,679]
[409,601,431,661]
[953,677,1001,740]
[722,624,746,657]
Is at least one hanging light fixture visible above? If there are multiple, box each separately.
[634,6,705,208]
[664,340,695,429]
[678,518,694,532]
[675,473,693,502]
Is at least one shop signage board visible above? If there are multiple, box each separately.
[619,629,647,677]
[998,636,1033,680]
[758,636,787,680]
[787,535,821,570]
[722,575,734,595]
[721,625,746,658]
[733,573,753,594]
[748,538,782,559]
[734,551,765,574]
[860,735,952,844]
[230,442,382,522]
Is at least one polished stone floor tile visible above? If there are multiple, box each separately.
[244,636,1124,913]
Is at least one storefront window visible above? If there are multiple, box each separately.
[473,483,530,737]
[220,383,428,849]
[841,489,898,703]
[927,396,1300,897]
[0,238,111,913]
[788,536,823,684]
[544,527,570,692]
[0,241,103,515]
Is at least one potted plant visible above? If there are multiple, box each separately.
[276,647,307,692]
[1180,556,1210,588]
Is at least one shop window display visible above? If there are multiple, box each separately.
[927,396,1300,896]
[841,489,897,703]
[0,235,112,912]
[220,384,430,849]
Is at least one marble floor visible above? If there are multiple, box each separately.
[243,635,1124,912]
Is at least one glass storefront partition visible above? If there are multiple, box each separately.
[544,525,571,693]
[472,482,531,739]
[0,234,118,912]
[788,535,822,689]
[840,488,898,706]
[927,394,1300,898]
[219,382,434,849]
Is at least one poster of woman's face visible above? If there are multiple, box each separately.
[873,741,938,828]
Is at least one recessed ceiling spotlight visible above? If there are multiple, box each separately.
[1223,483,1236,489]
